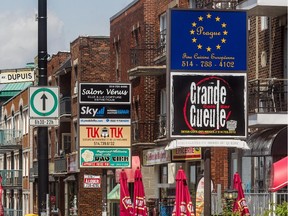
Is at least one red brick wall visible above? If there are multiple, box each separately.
[111,1,159,124]
[248,16,285,80]
[47,52,72,158]
[48,52,71,78]
[211,148,229,191]
[110,0,231,194]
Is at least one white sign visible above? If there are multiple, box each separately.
[0,69,35,83]
[83,175,101,188]
[143,147,171,166]
[29,87,59,126]
[29,119,59,126]
[79,118,131,125]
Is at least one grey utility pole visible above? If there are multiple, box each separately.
[38,0,48,215]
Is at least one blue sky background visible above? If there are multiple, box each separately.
[0,0,134,69]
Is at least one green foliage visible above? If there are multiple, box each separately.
[221,199,241,216]
[264,202,288,216]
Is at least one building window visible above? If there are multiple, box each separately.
[20,106,23,134]
[25,109,29,135]
[159,13,167,54]
[55,128,59,155]
[34,134,38,159]
[24,152,29,177]
[48,129,52,158]
[160,89,167,115]
[73,121,78,151]
[62,133,71,154]
[261,16,268,31]
[73,59,78,95]
[188,162,201,200]
[114,40,121,81]
[188,0,197,8]
[132,23,140,47]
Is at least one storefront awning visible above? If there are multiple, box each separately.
[165,139,249,150]
[244,126,287,156]
[0,82,32,98]
[107,183,120,202]
[115,156,140,183]
[270,156,288,192]
[64,175,76,182]
[49,176,55,182]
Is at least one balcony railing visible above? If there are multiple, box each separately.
[54,156,67,173]
[198,0,238,9]
[156,29,167,58]
[60,96,71,116]
[0,170,22,187]
[4,208,22,216]
[0,130,22,146]
[131,120,157,144]
[248,78,288,113]
[130,45,158,68]
[32,161,38,176]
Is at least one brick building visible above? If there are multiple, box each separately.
[69,36,111,216]
[109,0,287,215]
[31,37,110,215]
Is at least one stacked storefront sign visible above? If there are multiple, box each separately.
[166,8,249,216]
[167,9,248,148]
[78,83,132,171]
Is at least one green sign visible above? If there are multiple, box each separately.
[80,148,131,168]
[29,86,59,118]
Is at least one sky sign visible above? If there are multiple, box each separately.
[169,9,247,71]
[79,104,131,125]
[170,73,247,138]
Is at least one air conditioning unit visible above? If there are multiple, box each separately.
[15,137,21,143]
[159,126,167,137]
[213,1,232,9]
[73,81,78,95]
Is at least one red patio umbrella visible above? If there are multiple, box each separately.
[233,172,250,216]
[119,170,133,216]
[0,175,4,216]
[133,167,147,216]
[172,168,195,216]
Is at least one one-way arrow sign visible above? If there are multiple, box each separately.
[29,87,59,126]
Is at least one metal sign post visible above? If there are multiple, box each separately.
[38,0,48,215]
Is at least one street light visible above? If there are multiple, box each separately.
[224,189,238,200]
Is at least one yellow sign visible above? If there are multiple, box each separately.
[79,126,131,147]
[172,147,201,161]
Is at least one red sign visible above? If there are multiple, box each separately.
[172,147,202,161]
[83,175,101,188]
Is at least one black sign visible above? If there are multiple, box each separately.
[79,104,131,119]
[171,73,246,138]
[79,83,131,104]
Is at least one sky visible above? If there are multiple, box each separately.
[0,0,135,69]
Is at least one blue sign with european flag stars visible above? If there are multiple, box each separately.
[169,9,247,72]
